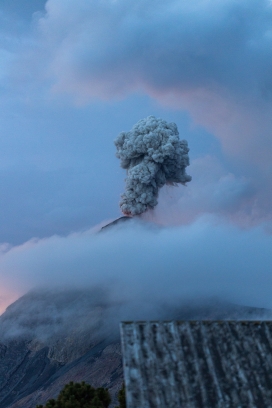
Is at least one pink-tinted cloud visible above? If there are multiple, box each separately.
[22,0,271,168]
[37,0,272,97]
[0,243,21,313]
[141,155,260,227]
[0,289,19,315]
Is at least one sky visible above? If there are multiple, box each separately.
[1,0,272,314]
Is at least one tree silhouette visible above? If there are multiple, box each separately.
[115,384,126,408]
[36,381,111,408]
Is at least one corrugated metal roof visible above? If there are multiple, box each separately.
[120,321,272,408]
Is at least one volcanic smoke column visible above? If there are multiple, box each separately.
[114,116,192,216]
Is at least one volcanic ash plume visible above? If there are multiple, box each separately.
[115,116,192,216]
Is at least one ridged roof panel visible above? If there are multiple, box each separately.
[120,321,272,408]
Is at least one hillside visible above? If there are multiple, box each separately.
[0,289,271,408]
[0,289,123,408]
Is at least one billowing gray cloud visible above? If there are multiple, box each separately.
[115,116,191,215]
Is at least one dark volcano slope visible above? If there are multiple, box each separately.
[0,289,123,408]
[0,289,271,408]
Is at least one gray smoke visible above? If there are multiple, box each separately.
[114,116,192,216]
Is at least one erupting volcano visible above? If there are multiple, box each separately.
[114,116,192,216]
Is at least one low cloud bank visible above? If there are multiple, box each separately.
[1,218,272,318]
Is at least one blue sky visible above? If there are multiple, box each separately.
[1,0,272,312]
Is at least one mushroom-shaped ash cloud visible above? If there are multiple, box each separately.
[115,116,192,216]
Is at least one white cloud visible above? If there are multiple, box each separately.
[141,156,258,226]
[1,219,272,316]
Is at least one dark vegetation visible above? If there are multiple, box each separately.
[36,382,111,408]
[36,381,126,408]
[116,384,126,408]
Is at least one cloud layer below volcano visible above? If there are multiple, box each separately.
[1,219,272,315]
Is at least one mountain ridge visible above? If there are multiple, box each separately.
[0,289,271,407]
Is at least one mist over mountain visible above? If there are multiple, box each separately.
[0,289,122,408]
[1,217,272,314]
[0,284,271,408]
